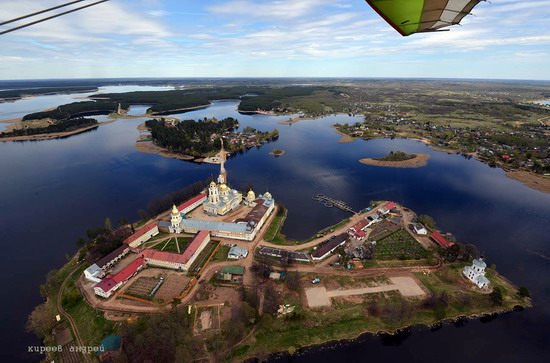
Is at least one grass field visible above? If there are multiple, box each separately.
[150,236,192,253]
[374,229,431,260]
[212,243,230,261]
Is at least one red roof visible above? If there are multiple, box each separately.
[182,231,210,262]
[94,257,144,292]
[124,222,158,245]
[142,249,187,265]
[112,257,144,283]
[178,193,207,212]
[350,219,368,232]
[431,231,455,248]
[385,201,396,210]
[94,277,117,293]
[355,230,366,238]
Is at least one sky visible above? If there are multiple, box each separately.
[0,0,549,80]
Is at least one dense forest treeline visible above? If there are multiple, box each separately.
[0,117,98,138]
[91,86,326,113]
[0,86,98,100]
[145,117,237,156]
[22,101,127,121]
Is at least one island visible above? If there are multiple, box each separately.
[12,81,549,193]
[137,117,279,162]
[27,154,530,362]
[270,148,285,157]
[0,117,100,141]
[360,150,431,168]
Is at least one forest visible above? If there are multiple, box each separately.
[91,86,326,113]
[22,101,127,121]
[145,117,238,156]
[0,117,98,138]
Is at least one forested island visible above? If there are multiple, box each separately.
[0,117,99,140]
[22,101,126,121]
[143,118,279,158]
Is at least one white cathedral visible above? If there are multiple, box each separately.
[203,144,243,216]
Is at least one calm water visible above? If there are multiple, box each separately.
[0,85,174,130]
[0,98,549,362]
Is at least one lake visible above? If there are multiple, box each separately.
[0,96,549,362]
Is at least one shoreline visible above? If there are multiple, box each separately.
[359,153,431,168]
[506,170,550,193]
[0,122,109,142]
[135,123,197,162]
[333,126,357,143]
[264,304,528,361]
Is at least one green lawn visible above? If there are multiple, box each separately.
[212,243,230,261]
[150,236,193,253]
[374,229,431,260]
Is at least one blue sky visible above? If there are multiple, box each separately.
[1,0,549,80]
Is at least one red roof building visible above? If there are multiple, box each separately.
[350,219,369,232]
[177,193,207,213]
[142,249,187,265]
[141,231,211,271]
[124,222,159,247]
[94,257,144,298]
[385,201,396,210]
[431,231,455,248]
[182,231,210,263]
[112,257,144,284]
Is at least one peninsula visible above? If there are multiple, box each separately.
[27,154,530,362]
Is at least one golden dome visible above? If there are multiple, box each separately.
[210,181,217,188]
[171,205,179,215]
[219,183,229,191]
[247,190,256,199]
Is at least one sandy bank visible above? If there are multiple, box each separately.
[135,123,195,161]
[506,170,550,194]
[360,154,431,168]
[333,127,357,143]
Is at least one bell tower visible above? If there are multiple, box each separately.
[170,205,182,234]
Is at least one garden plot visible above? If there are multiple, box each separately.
[374,229,430,260]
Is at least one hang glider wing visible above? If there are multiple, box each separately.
[366,0,482,36]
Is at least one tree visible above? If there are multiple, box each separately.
[418,215,436,230]
[285,271,301,292]
[262,282,280,315]
[104,217,113,231]
[490,287,503,306]
[118,218,129,227]
[26,302,56,339]
[75,237,87,248]
[517,287,531,299]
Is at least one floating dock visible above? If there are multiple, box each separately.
[312,194,357,214]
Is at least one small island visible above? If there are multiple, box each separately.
[138,117,279,162]
[270,148,285,157]
[360,150,431,168]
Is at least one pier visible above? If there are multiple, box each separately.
[312,194,357,214]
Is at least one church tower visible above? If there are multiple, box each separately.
[217,138,227,184]
[170,205,182,234]
[208,181,220,204]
